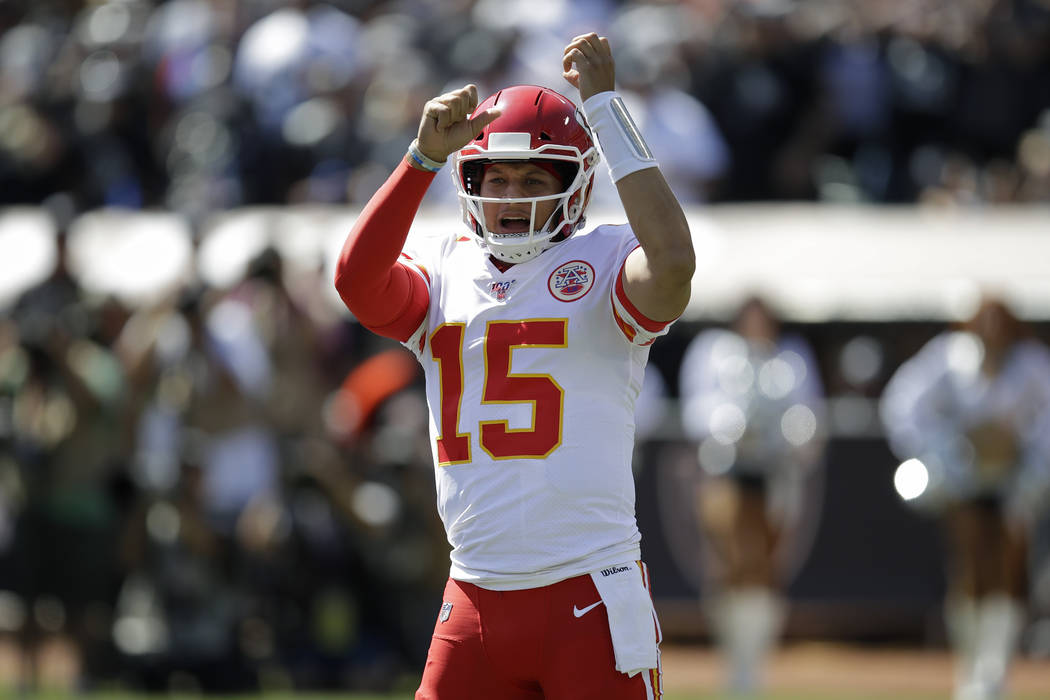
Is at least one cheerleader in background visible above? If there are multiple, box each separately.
[881,296,1050,700]
[679,296,827,695]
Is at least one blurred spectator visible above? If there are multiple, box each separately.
[690,1,831,200]
[678,296,827,696]
[113,282,280,691]
[232,1,369,206]
[116,459,254,693]
[106,242,440,692]
[880,295,1050,700]
[5,229,133,689]
[609,2,730,203]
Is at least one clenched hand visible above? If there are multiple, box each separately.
[415,84,502,163]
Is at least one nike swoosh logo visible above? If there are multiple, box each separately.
[573,601,604,618]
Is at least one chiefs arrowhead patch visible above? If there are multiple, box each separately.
[547,260,595,302]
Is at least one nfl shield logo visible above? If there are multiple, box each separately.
[439,601,453,623]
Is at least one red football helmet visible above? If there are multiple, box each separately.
[452,85,599,263]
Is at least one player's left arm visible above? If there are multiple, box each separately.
[564,33,694,322]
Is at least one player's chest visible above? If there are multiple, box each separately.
[434,251,612,325]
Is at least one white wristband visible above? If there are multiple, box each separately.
[407,138,446,173]
[582,91,657,183]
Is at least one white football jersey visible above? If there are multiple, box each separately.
[400,224,672,590]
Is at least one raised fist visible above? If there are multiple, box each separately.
[415,84,501,163]
[562,33,616,103]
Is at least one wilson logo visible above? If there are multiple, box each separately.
[600,565,630,577]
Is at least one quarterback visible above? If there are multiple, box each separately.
[335,33,694,699]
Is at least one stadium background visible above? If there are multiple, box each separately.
[1,0,1050,696]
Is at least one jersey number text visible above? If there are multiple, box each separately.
[430,319,567,465]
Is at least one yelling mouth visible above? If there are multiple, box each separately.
[497,213,531,233]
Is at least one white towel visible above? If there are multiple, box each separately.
[589,561,661,677]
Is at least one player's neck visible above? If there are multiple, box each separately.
[490,256,516,273]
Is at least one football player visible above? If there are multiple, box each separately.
[334,33,694,700]
[881,296,1050,700]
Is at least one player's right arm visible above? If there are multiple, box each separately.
[333,85,500,341]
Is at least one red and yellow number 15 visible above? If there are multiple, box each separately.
[430,319,567,465]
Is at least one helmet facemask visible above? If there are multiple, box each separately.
[453,131,598,264]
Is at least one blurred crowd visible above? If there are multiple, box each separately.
[2,0,1050,226]
[0,236,448,692]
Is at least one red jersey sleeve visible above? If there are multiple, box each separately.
[334,160,434,342]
